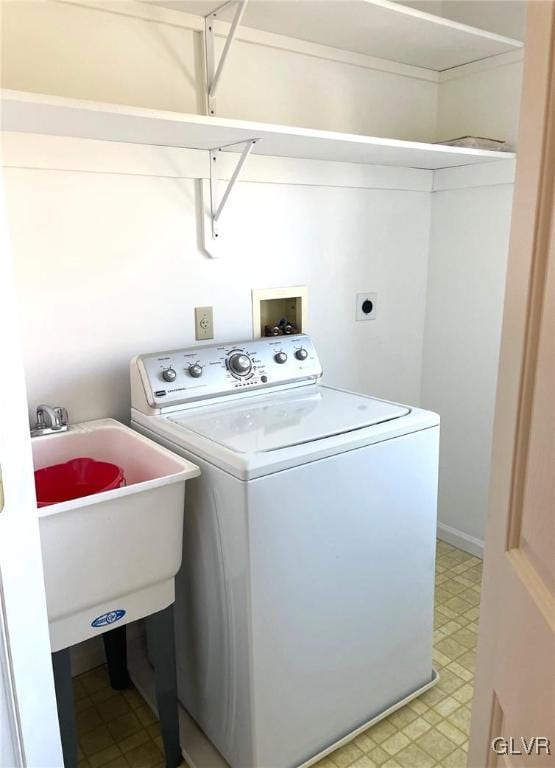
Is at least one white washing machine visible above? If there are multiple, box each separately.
[130,334,439,768]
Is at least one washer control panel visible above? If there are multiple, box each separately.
[135,334,322,409]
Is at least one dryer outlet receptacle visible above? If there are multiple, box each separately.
[356,293,377,321]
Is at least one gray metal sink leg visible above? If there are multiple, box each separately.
[103,625,131,690]
[52,648,77,768]
[146,604,181,768]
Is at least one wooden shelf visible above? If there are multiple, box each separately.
[159,0,524,71]
[1,90,515,170]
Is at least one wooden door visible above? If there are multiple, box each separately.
[468,2,555,767]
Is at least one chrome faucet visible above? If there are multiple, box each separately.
[31,404,69,437]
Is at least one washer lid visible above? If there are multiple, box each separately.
[168,386,410,454]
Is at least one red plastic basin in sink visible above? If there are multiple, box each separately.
[34,457,125,507]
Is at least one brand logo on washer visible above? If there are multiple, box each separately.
[91,609,126,628]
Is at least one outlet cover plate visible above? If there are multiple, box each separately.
[356,292,377,321]
[195,306,214,340]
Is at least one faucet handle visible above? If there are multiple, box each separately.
[54,407,69,427]
[35,407,46,429]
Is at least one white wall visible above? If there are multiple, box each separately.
[437,52,524,149]
[0,0,438,141]
[2,0,524,150]
[0,0,523,571]
[401,1,527,150]
[400,0,526,40]
[421,165,515,555]
[3,135,432,424]
[439,1,526,41]
[0,0,437,428]
[215,37,437,141]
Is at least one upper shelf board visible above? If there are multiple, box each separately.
[1,90,515,171]
[155,0,524,71]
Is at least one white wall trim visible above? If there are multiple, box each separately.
[1,133,434,192]
[56,0,204,31]
[3,135,516,194]
[56,0,439,83]
[437,522,484,559]
[433,159,516,192]
[439,48,524,83]
[1,131,516,202]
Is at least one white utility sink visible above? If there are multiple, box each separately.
[32,418,200,652]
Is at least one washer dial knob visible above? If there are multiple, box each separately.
[188,363,203,378]
[274,352,288,364]
[162,367,177,382]
[229,353,252,376]
[295,348,308,361]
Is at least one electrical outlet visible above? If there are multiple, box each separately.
[195,306,214,340]
[356,293,377,321]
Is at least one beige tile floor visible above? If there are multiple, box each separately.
[75,540,481,768]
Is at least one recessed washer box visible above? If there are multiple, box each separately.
[252,286,307,338]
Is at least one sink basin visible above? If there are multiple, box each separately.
[32,418,200,651]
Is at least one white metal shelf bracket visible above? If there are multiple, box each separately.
[201,138,260,257]
[205,0,248,116]
[210,139,258,238]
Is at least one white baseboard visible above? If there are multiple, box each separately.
[437,522,484,559]
[71,637,106,677]
[70,620,145,677]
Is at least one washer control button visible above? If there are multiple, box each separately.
[188,364,203,378]
[274,352,288,364]
[162,368,177,382]
[295,348,308,361]
[229,353,252,376]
